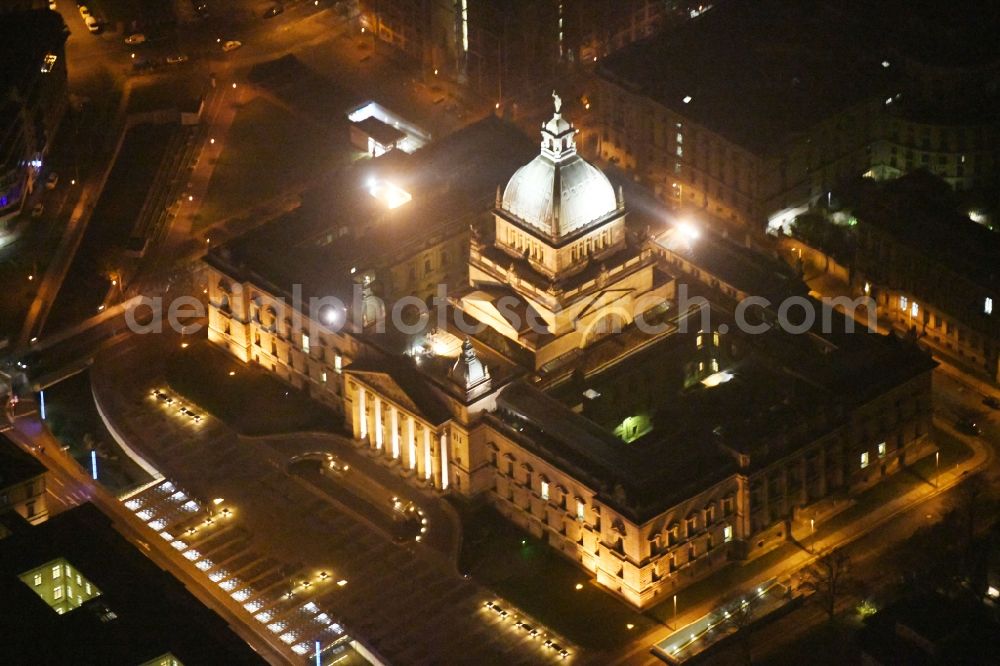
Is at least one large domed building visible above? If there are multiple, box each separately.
[459,93,675,369]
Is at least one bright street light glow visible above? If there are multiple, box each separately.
[677,221,699,240]
[368,180,412,209]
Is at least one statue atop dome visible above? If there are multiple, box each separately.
[552,90,562,114]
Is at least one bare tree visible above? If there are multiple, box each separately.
[718,587,762,666]
[802,547,851,619]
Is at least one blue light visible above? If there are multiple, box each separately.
[90,450,98,480]
[39,391,46,420]
[314,641,321,666]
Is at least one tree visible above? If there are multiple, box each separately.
[802,547,851,619]
[718,587,762,666]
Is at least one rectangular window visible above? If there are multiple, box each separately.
[860,451,870,468]
[540,481,550,501]
[301,334,310,354]
[576,500,585,521]
[899,295,908,311]
[713,331,720,346]
[723,525,733,542]
[696,333,703,349]
[51,565,61,579]
[986,297,994,315]
[910,301,919,318]
[878,441,886,458]
[334,354,343,373]
[53,586,63,600]
[321,371,328,383]
[33,574,42,586]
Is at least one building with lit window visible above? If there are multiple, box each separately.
[204,104,936,607]
[0,503,263,664]
[593,0,1000,231]
[0,9,68,227]
[848,172,1000,382]
[0,433,47,526]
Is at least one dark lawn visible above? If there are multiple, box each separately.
[455,501,656,651]
[164,339,341,436]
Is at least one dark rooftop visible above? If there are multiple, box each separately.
[849,171,1000,293]
[0,434,45,491]
[0,503,263,665]
[207,115,536,308]
[0,9,68,96]
[599,0,897,153]
[353,116,406,146]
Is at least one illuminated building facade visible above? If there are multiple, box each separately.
[204,107,936,607]
[848,172,1000,382]
[593,0,1000,231]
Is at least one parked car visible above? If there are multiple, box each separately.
[45,172,58,189]
[166,54,189,64]
[222,40,242,52]
[124,33,146,45]
[956,418,982,436]
[85,15,100,33]
[78,4,89,18]
[48,0,57,10]
[31,203,44,218]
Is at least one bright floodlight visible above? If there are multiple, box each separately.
[368,180,412,209]
[677,221,700,240]
[701,371,733,388]
[320,306,342,327]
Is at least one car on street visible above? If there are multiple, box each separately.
[956,417,982,436]
[31,203,44,218]
[45,172,58,189]
[222,40,242,52]
[48,0,57,10]
[983,396,1000,410]
[166,54,189,64]
[124,33,146,45]
[263,4,284,18]
[84,16,100,33]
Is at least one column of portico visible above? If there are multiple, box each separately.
[423,428,432,481]
[373,395,383,450]
[407,415,417,470]
[440,431,449,490]
[358,385,368,441]
[390,405,400,460]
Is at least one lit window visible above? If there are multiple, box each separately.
[713,331,720,347]
[321,372,328,383]
[334,354,343,373]
[878,442,886,458]
[723,525,733,542]
[576,500,586,521]
[302,334,310,354]
[696,332,703,349]
[33,574,41,586]
[698,361,704,373]
[899,295,908,311]
[51,565,61,579]
[860,451,870,469]
[53,586,63,600]
[676,132,683,144]
[986,297,994,315]
[540,481,550,501]
[910,301,919,318]
[864,281,871,295]
[710,359,719,373]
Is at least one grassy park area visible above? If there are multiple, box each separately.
[455,501,656,651]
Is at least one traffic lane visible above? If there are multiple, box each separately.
[4,417,294,664]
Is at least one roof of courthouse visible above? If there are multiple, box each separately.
[492,294,935,524]
[847,171,1000,292]
[0,434,45,491]
[206,115,537,308]
[0,503,264,665]
[598,0,897,154]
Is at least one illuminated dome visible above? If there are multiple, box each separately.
[501,93,619,239]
